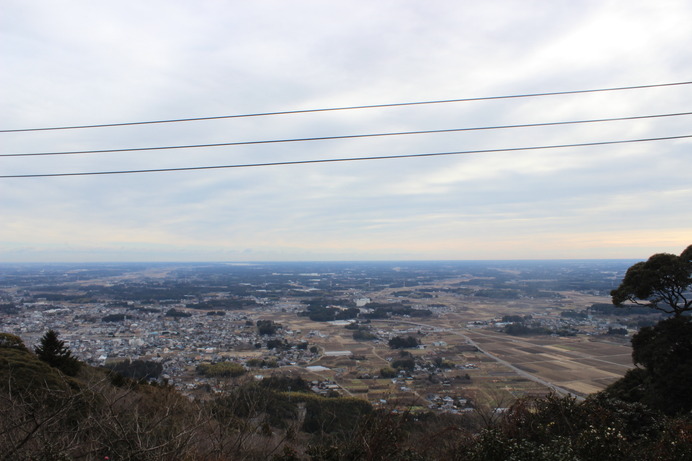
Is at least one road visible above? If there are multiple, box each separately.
[375,319,585,401]
[468,328,630,370]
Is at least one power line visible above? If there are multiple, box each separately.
[2,80,691,133]
[4,111,691,158]
[2,133,690,179]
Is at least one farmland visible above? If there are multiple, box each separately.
[0,260,648,411]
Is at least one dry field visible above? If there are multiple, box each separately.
[275,285,635,409]
[461,329,631,396]
[243,278,635,410]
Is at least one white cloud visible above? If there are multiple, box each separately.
[1,0,691,261]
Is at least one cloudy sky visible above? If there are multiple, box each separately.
[1,0,691,262]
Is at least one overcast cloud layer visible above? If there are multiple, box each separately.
[1,0,691,262]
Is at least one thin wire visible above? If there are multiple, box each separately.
[2,134,690,179]
[2,80,691,133]
[4,111,692,158]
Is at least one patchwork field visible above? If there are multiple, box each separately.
[275,280,638,410]
[458,327,629,396]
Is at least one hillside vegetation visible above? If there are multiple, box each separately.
[1,327,691,461]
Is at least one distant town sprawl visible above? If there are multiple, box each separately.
[0,260,650,408]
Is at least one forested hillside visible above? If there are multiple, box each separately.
[2,327,691,460]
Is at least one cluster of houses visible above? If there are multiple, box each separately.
[1,299,319,391]
[427,394,473,413]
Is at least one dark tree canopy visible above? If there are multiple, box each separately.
[34,329,81,376]
[603,316,692,415]
[611,244,692,317]
[256,319,280,335]
[388,335,420,349]
[107,359,163,381]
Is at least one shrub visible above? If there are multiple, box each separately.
[0,333,28,352]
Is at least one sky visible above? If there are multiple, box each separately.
[1,0,691,262]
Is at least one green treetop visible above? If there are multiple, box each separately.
[35,329,81,376]
[611,244,692,317]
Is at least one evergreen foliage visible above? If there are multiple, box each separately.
[267,338,291,350]
[1,334,692,460]
[257,319,280,335]
[258,375,311,392]
[246,357,278,368]
[388,335,420,349]
[300,394,373,435]
[379,366,397,378]
[1,336,68,394]
[107,359,163,381]
[611,244,692,316]
[391,358,416,371]
[454,395,681,461]
[352,328,378,341]
[34,329,82,376]
[602,315,692,415]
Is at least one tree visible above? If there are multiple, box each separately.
[388,335,419,349]
[602,315,692,415]
[256,319,279,335]
[379,367,397,378]
[34,329,81,376]
[391,358,415,371]
[611,244,692,317]
[107,359,163,381]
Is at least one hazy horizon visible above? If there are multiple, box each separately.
[0,258,643,266]
[2,1,690,263]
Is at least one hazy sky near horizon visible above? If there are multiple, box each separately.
[1,0,691,262]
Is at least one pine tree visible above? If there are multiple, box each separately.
[35,329,81,376]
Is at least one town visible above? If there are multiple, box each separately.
[0,260,651,411]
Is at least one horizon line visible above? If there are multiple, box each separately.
[0,258,643,265]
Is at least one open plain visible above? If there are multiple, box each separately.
[0,260,645,411]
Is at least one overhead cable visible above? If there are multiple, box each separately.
[2,133,690,179]
[2,80,691,133]
[3,111,692,158]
